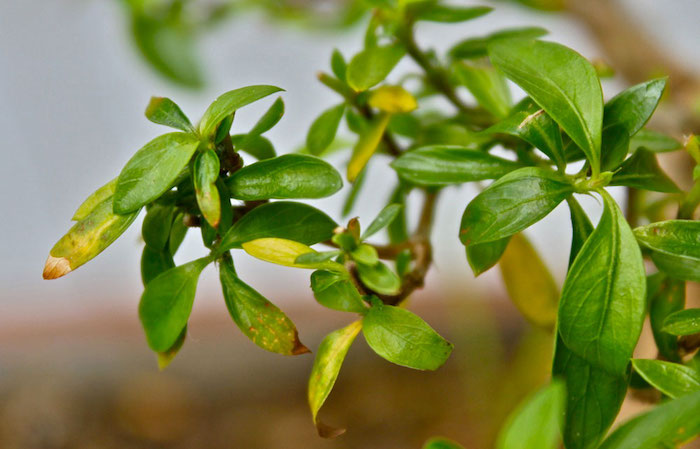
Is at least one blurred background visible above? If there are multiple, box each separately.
[1,0,700,447]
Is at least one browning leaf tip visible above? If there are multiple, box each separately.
[43,255,71,280]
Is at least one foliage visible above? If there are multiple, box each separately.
[46,1,700,447]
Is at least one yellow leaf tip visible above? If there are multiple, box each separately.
[43,255,71,280]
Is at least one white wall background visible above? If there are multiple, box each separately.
[1,0,698,325]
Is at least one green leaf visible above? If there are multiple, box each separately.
[566,196,594,267]
[142,204,176,250]
[449,27,548,60]
[249,97,284,136]
[356,261,401,295]
[496,381,565,449]
[219,259,309,355]
[44,198,140,280]
[130,12,202,88]
[362,302,453,370]
[242,238,344,271]
[454,62,511,118]
[193,149,222,228]
[138,257,211,352]
[168,212,188,255]
[489,39,603,175]
[342,165,367,216]
[466,237,510,277]
[459,167,573,245]
[198,85,284,137]
[310,270,367,313]
[331,49,347,82]
[598,390,700,449]
[423,437,466,449]
[296,251,342,265]
[648,275,685,361]
[610,148,680,193]
[558,190,646,375]
[391,146,520,186]
[231,134,276,160]
[113,132,200,214]
[552,335,628,449]
[632,359,700,399]
[350,244,379,266]
[144,97,194,132]
[362,204,402,240]
[156,325,186,370]
[306,103,345,156]
[630,129,681,153]
[308,320,362,438]
[347,113,391,182]
[226,154,342,200]
[663,309,700,336]
[141,245,175,286]
[499,233,559,329]
[600,124,631,171]
[414,5,491,23]
[634,220,700,282]
[219,201,337,251]
[603,78,667,136]
[347,44,405,91]
[71,178,118,221]
[484,99,566,169]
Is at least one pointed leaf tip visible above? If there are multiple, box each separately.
[43,255,71,279]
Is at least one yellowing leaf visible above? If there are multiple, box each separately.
[242,238,344,271]
[499,233,558,329]
[368,86,418,114]
[347,113,391,182]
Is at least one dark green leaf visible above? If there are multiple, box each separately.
[356,261,401,295]
[142,204,176,250]
[114,132,200,214]
[199,85,284,137]
[632,359,700,399]
[484,100,565,169]
[466,237,510,277]
[193,149,221,228]
[219,259,309,355]
[558,191,646,375]
[362,204,402,240]
[495,381,565,449]
[307,103,345,156]
[600,124,631,171]
[603,78,667,136]
[141,245,175,286]
[226,154,342,200]
[249,97,284,136]
[156,325,186,370]
[630,129,681,153]
[308,320,362,438]
[552,335,628,449]
[347,44,405,91]
[566,196,594,267]
[168,212,187,255]
[310,270,367,313]
[215,113,234,144]
[649,275,685,361]
[219,201,337,251]
[414,5,491,23]
[454,62,511,118]
[44,199,140,280]
[610,148,680,193]
[489,39,603,174]
[72,178,117,221]
[138,257,211,352]
[231,134,276,160]
[598,390,700,449]
[459,167,573,245]
[450,27,548,60]
[145,97,194,132]
[391,145,520,186]
[362,302,453,370]
[663,309,700,336]
[634,220,700,282]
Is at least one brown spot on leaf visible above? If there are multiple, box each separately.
[43,255,71,279]
[315,419,346,439]
[291,332,311,355]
